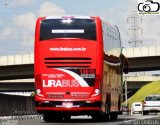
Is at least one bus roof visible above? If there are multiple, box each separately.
[45,15,93,20]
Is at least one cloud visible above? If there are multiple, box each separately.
[0,25,23,54]
[0,27,13,39]
[0,12,36,51]
[2,27,11,36]
[0,1,66,55]
[11,0,37,8]
[21,31,34,47]
[11,2,66,46]
[141,16,160,44]
[38,2,66,16]
[12,12,36,47]
[13,12,36,31]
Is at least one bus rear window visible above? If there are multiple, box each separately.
[40,19,96,41]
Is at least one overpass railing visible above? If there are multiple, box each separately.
[0,53,34,66]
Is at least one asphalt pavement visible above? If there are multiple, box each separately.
[0,114,160,125]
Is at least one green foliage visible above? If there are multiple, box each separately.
[125,80,160,108]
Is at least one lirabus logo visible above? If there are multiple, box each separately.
[138,0,160,15]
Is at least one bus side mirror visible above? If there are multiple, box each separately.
[121,54,129,74]
[123,65,128,74]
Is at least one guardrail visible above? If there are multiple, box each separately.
[0,94,36,116]
[123,46,160,57]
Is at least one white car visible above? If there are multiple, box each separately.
[130,102,143,115]
[143,94,160,115]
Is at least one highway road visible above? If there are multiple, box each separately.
[1,114,160,125]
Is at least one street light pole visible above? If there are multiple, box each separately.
[124,76,128,107]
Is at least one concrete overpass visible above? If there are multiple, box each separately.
[125,75,160,89]
[0,46,160,92]
[123,46,160,72]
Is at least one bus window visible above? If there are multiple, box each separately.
[40,19,96,41]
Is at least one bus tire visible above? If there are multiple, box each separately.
[101,112,109,122]
[110,113,118,120]
[43,113,53,122]
[43,112,63,122]
[63,115,71,121]
[91,112,109,122]
[143,111,148,115]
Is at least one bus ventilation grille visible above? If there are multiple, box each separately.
[44,57,92,68]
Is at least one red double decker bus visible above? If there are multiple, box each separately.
[34,16,128,122]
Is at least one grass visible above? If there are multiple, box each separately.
[125,80,160,108]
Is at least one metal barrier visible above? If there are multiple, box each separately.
[0,94,36,116]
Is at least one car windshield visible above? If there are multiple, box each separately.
[146,96,160,101]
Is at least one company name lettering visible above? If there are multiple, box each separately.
[50,47,86,51]
[43,80,80,87]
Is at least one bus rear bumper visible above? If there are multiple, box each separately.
[36,107,100,112]
[35,100,101,114]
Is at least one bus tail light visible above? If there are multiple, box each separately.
[35,74,44,97]
[91,75,101,97]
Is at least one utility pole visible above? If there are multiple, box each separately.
[127,11,143,47]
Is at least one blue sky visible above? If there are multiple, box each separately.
[0,0,159,55]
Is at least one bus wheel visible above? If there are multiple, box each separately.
[110,113,118,120]
[92,112,109,122]
[143,111,148,115]
[43,113,53,122]
[101,112,109,122]
[63,115,71,121]
[91,114,101,121]
[43,112,63,122]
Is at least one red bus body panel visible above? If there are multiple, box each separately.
[34,16,123,118]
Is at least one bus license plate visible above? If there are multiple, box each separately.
[62,102,73,107]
